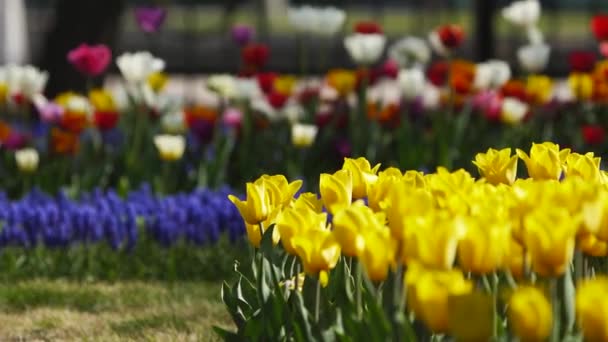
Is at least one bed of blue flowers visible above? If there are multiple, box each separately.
[0,184,246,281]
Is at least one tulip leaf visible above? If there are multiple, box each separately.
[212,326,240,342]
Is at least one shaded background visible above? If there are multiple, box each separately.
[14,0,608,95]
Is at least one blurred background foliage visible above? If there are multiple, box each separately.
[22,0,608,84]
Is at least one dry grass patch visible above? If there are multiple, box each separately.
[0,280,232,341]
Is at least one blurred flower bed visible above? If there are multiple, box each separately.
[1,1,608,198]
[2,0,608,286]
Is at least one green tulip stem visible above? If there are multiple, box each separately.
[492,273,499,339]
[294,261,300,293]
[356,260,363,320]
[550,277,561,342]
[314,276,321,323]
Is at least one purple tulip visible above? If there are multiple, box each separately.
[334,138,351,158]
[3,132,28,150]
[231,24,255,46]
[134,6,167,33]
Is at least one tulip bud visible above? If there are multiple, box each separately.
[291,123,318,148]
[153,134,185,161]
[15,147,39,173]
[509,286,552,342]
[576,277,608,342]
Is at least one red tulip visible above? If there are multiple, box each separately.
[268,91,288,109]
[582,125,606,145]
[242,43,270,70]
[67,44,111,77]
[427,61,449,87]
[354,21,383,34]
[592,15,608,41]
[94,111,119,131]
[256,72,277,94]
[569,51,596,73]
[437,25,465,49]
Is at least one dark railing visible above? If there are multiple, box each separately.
[23,0,608,80]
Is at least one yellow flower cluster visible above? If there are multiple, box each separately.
[229,142,608,340]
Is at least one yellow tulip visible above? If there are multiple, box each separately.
[319,169,353,214]
[578,233,608,257]
[576,277,608,342]
[367,167,402,212]
[147,71,168,92]
[275,206,327,255]
[342,157,380,199]
[273,75,297,96]
[358,227,397,282]
[384,184,435,240]
[523,208,577,276]
[228,182,272,225]
[402,170,426,188]
[473,148,518,185]
[332,201,384,257]
[507,238,530,280]
[457,216,511,274]
[568,72,593,101]
[406,266,473,333]
[582,192,608,242]
[0,83,6,104]
[508,286,552,342]
[291,227,341,287]
[243,206,281,248]
[254,174,303,210]
[292,192,323,213]
[526,74,553,104]
[88,89,117,112]
[516,142,570,180]
[564,152,601,182]
[402,213,465,270]
[326,69,357,97]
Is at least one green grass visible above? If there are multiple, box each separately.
[0,280,231,341]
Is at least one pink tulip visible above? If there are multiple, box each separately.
[67,44,111,77]
[222,107,243,128]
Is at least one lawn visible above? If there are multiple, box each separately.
[0,280,230,341]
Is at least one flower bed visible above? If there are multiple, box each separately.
[0,185,245,280]
[220,142,608,341]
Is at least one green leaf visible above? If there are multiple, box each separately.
[212,326,241,342]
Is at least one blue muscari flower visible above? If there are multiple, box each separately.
[0,185,245,251]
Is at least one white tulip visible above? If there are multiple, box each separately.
[291,123,318,148]
[15,147,39,173]
[314,7,346,36]
[116,51,165,84]
[502,0,540,27]
[207,75,237,99]
[428,31,450,57]
[474,60,512,90]
[517,43,551,73]
[65,94,92,114]
[161,111,186,134]
[3,64,48,99]
[288,6,345,36]
[389,37,431,68]
[344,33,386,66]
[367,79,401,107]
[397,68,426,100]
[283,103,303,123]
[422,83,441,110]
[154,134,186,161]
[235,77,262,100]
[501,97,529,125]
